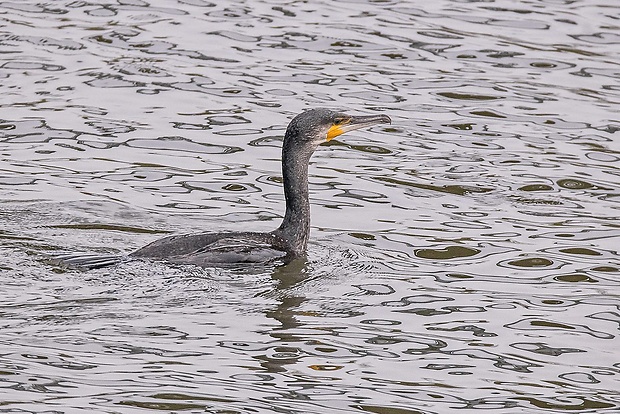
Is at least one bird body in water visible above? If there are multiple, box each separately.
[59,109,390,268]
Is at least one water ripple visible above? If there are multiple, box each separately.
[1,0,619,412]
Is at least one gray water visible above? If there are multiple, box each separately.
[1,1,619,413]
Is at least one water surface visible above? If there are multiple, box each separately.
[1,1,619,413]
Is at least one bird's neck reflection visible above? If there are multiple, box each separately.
[256,259,312,373]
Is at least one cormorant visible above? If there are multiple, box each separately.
[58,109,391,268]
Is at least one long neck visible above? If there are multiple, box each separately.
[274,139,314,257]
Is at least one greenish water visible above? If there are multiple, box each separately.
[1,1,618,413]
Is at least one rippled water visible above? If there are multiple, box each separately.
[1,1,619,412]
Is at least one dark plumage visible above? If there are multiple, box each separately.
[58,109,391,268]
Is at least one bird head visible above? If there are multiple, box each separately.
[284,108,391,148]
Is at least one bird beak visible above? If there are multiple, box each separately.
[326,114,392,141]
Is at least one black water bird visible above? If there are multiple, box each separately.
[59,109,391,268]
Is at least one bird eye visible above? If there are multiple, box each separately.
[333,118,346,126]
